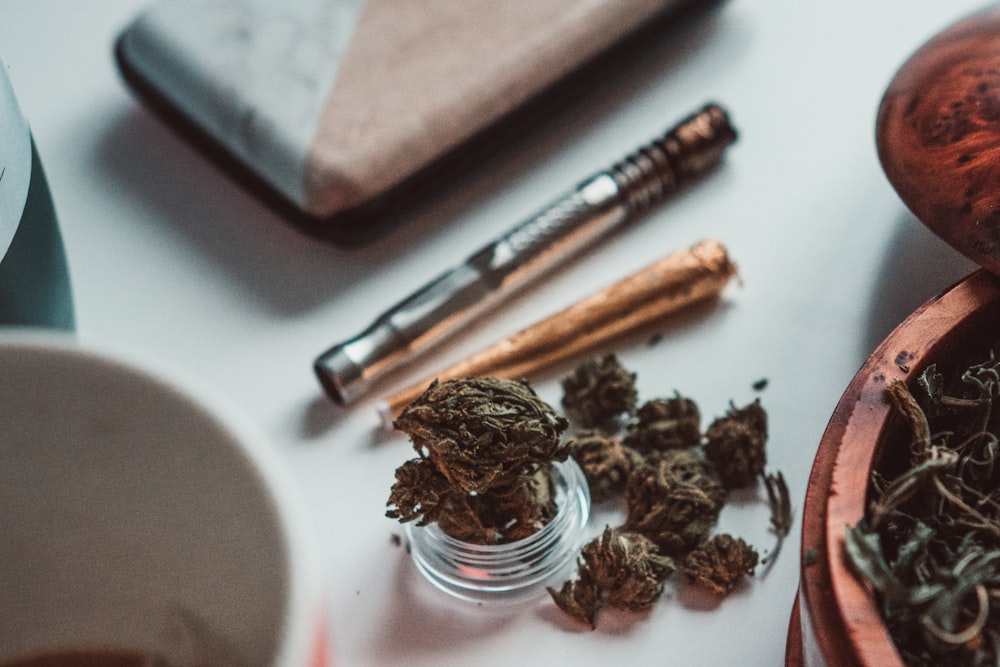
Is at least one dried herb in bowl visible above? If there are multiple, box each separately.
[846,350,1000,665]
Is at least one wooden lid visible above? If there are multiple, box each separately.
[877,6,1000,275]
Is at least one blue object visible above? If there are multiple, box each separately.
[0,58,74,330]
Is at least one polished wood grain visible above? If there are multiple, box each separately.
[878,6,1000,274]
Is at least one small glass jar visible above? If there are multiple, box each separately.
[405,457,591,605]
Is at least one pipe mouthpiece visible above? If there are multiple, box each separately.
[611,103,737,214]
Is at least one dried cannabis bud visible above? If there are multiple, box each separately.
[704,400,768,489]
[548,569,601,628]
[394,377,569,493]
[385,458,452,526]
[682,534,758,595]
[548,526,675,628]
[566,429,643,502]
[582,526,675,611]
[430,464,560,543]
[624,394,701,454]
[387,377,569,544]
[545,354,791,628]
[560,354,638,430]
[623,449,727,555]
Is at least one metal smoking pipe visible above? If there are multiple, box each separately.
[314,103,737,406]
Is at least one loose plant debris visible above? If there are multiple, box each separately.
[846,351,1000,666]
[552,354,792,628]
[385,356,792,628]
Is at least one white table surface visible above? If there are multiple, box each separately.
[0,1,991,665]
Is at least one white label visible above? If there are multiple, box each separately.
[0,60,31,261]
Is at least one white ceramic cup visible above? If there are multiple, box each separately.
[0,334,328,666]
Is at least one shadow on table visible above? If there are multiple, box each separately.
[369,550,519,662]
[372,533,679,662]
[862,211,978,362]
[92,107,459,317]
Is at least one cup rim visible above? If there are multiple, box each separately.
[0,329,324,667]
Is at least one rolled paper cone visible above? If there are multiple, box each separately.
[380,238,736,421]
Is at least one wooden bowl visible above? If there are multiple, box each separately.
[792,269,1000,665]
[791,6,1000,662]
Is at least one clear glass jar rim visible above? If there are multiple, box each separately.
[403,457,591,603]
[412,457,588,553]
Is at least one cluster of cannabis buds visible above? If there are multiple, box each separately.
[385,354,791,628]
[386,376,570,544]
[552,353,791,628]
